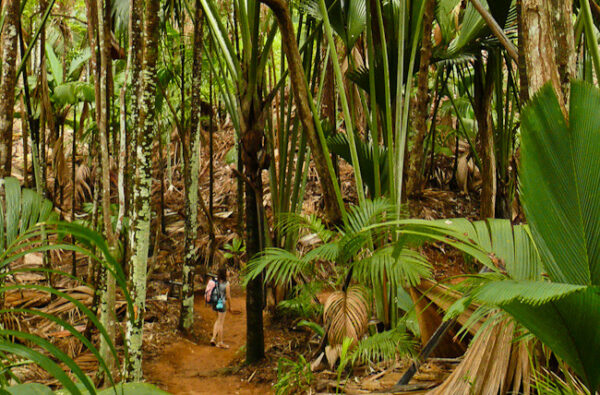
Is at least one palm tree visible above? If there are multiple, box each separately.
[387,81,600,393]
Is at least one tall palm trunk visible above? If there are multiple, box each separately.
[241,94,266,363]
[180,1,203,333]
[474,55,496,220]
[95,0,117,381]
[125,0,160,381]
[0,0,20,178]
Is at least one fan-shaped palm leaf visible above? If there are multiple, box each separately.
[323,285,370,346]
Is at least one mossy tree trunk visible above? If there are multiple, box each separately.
[95,0,117,381]
[124,0,160,381]
[179,0,203,333]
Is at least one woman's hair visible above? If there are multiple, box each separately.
[217,266,227,282]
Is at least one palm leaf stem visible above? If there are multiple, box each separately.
[317,0,366,207]
[580,0,600,84]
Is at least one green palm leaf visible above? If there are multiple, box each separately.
[501,289,600,391]
[521,81,600,285]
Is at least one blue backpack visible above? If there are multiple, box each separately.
[208,279,224,310]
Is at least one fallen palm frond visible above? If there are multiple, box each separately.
[403,279,533,394]
[427,317,530,395]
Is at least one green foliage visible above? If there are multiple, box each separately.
[7,382,170,394]
[277,283,323,320]
[335,337,354,392]
[296,320,325,337]
[351,326,416,365]
[0,178,134,393]
[387,81,600,393]
[274,355,313,395]
[223,238,245,260]
[297,0,366,49]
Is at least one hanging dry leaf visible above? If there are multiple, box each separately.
[323,285,370,347]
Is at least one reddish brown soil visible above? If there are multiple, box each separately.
[144,294,273,395]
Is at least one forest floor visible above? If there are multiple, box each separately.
[7,122,485,393]
[144,290,274,394]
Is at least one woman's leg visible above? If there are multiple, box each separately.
[211,312,219,344]
[217,311,227,344]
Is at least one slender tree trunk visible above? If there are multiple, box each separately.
[95,0,117,381]
[474,55,496,220]
[179,1,203,333]
[125,0,160,381]
[407,0,435,197]
[0,0,20,178]
[124,0,144,273]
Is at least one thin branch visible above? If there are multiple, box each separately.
[469,0,518,62]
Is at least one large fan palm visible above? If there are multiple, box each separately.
[385,80,600,392]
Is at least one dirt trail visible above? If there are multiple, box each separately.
[144,293,273,395]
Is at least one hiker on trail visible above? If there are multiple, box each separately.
[209,267,231,349]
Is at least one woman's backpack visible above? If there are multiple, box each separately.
[205,277,224,310]
[205,278,218,304]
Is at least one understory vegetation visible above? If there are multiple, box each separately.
[1,0,600,394]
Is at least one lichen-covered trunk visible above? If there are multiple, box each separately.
[179,0,203,333]
[407,0,435,197]
[124,0,144,271]
[521,0,574,112]
[95,0,117,381]
[124,0,159,381]
[474,56,496,220]
[0,0,20,178]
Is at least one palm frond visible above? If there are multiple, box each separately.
[245,248,311,286]
[345,197,395,235]
[521,81,600,286]
[351,326,416,365]
[353,246,431,288]
[474,280,586,307]
[277,212,334,244]
[327,133,390,196]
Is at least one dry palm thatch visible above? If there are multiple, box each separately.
[427,318,531,395]
[409,279,532,394]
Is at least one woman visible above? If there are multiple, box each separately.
[210,267,231,349]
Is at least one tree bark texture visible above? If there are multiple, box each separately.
[521,0,574,111]
[96,0,117,381]
[179,0,203,333]
[242,116,266,364]
[474,56,496,220]
[407,0,435,197]
[240,79,265,365]
[125,0,160,381]
[261,0,343,224]
[0,0,20,178]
